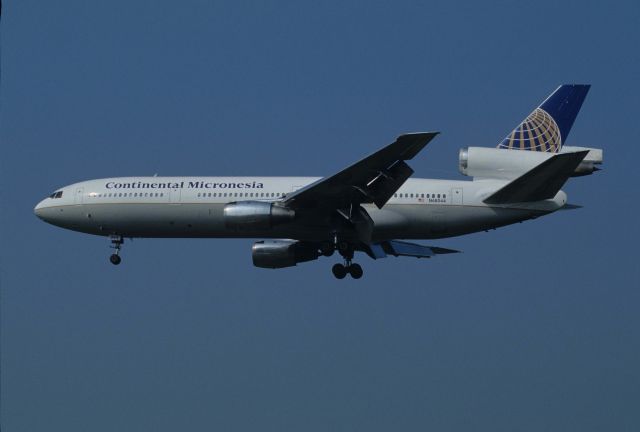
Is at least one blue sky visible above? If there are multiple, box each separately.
[2,1,639,430]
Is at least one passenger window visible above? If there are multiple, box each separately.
[421,193,424,198]
[437,194,441,198]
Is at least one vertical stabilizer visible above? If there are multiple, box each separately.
[497,84,590,152]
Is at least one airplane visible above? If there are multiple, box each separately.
[34,84,602,279]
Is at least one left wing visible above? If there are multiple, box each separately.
[284,132,439,210]
[365,240,460,259]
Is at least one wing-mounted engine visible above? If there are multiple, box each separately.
[224,201,295,230]
[459,146,602,179]
[252,240,320,269]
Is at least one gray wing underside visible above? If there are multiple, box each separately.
[284,132,439,210]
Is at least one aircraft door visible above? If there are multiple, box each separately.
[170,187,181,203]
[74,187,84,204]
[451,187,463,205]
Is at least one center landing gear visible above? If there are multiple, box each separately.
[332,262,363,279]
[331,242,363,279]
[109,235,124,265]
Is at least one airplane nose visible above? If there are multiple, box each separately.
[34,199,47,220]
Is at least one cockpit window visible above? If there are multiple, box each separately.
[49,191,63,199]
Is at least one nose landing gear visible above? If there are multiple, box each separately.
[109,235,124,265]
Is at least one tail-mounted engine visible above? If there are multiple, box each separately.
[224,201,295,230]
[252,240,320,269]
[458,146,602,179]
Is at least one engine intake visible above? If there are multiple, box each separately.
[224,201,295,230]
[252,240,320,269]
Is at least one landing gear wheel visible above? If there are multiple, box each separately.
[332,263,347,279]
[109,235,124,266]
[349,263,363,279]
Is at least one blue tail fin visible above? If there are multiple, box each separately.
[497,84,590,152]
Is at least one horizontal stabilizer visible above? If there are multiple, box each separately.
[484,151,589,204]
[367,240,460,259]
[561,203,583,210]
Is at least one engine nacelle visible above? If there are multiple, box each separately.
[224,201,295,230]
[459,146,602,179]
[252,240,320,269]
[562,146,604,176]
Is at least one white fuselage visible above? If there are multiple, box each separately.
[34,176,566,241]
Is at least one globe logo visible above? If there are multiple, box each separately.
[498,108,562,152]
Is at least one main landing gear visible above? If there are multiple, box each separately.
[331,262,363,279]
[330,241,363,279]
[109,235,123,265]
